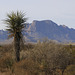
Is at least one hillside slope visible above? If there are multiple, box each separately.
[0,20,75,42]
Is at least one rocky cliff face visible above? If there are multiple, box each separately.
[26,20,75,42]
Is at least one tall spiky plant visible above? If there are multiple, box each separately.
[4,11,27,62]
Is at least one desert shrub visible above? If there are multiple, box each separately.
[0,41,74,75]
[21,41,72,75]
[0,53,14,72]
[12,59,40,75]
[65,44,75,65]
[64,65,75,75]
[0,44,13,54]
[0,45,1,47]
[24,43,35,50]
[71,47,75,64]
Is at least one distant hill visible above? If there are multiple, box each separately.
[0,20,75,43]
[0,30,8,41]
[26,20,75,42]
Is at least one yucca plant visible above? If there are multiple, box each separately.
[4,11,27,62]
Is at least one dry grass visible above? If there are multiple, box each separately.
[0,41,75,75]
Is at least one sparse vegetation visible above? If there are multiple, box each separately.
[0,10,74,75]
[0,41,75,75]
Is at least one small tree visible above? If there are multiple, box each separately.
[4,11,27,62]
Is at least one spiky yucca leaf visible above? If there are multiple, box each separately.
[4,11,27,61]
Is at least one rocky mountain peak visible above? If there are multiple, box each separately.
[0,20,75,43]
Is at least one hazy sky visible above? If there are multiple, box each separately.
[0,0,75,30]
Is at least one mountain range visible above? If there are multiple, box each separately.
[0,20,75,43]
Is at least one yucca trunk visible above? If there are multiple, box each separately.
[14,32,21,62]
[61,70,64,75]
